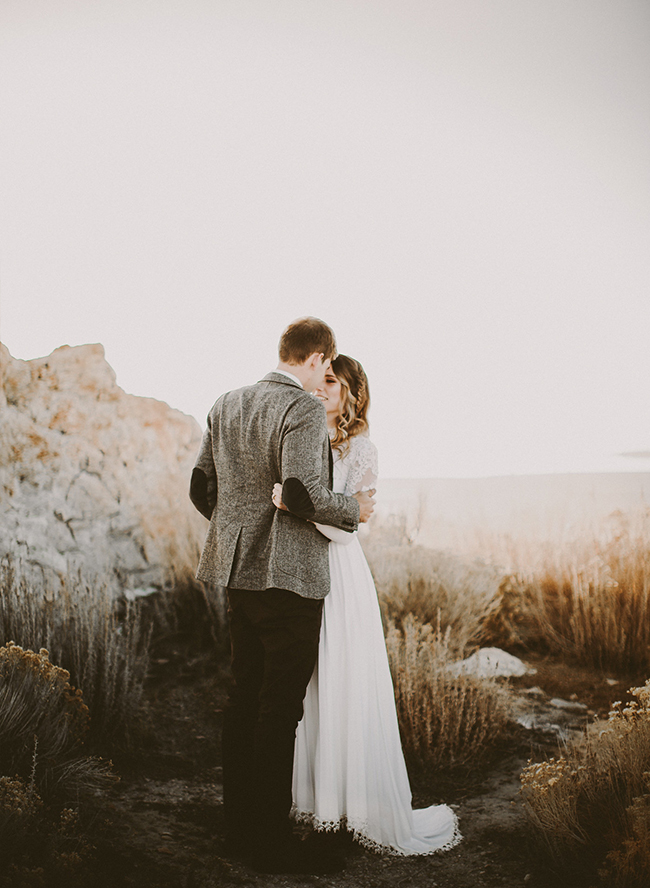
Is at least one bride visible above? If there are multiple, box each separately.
[273,354,461,856]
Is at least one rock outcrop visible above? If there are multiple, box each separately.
[0,342,207,594]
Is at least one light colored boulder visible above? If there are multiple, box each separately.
[0,342,208,594]
[449,646,536,678]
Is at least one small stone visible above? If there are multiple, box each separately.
[550,697,588,712]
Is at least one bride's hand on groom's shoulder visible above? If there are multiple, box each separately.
[272,483,288,510]
[354,488,376,523]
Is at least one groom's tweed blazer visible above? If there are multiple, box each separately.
[189,371,360,599]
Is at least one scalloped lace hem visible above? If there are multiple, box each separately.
[291,805,463,856]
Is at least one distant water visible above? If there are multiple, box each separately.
[373,471,650,551]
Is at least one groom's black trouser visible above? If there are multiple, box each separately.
[222,587,323,855]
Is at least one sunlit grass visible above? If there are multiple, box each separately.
[371,508,650,672]
[524,513,650,672]
[364,537,503,650]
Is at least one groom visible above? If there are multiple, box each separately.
[189,317,375,873]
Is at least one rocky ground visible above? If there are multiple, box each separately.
[61,632,637,888]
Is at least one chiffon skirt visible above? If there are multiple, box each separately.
[292,536,461,855]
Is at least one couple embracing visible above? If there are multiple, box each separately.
[190,317,461,874]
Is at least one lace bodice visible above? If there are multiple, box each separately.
[315,435,378,546]
[332,434,378,496]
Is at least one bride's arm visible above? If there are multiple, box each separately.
[313,521,357,545]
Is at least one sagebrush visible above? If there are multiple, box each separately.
[0,642,114,856]
[520,679,650,886]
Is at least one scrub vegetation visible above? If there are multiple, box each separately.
[1,508,649,883]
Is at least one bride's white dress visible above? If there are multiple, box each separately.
[292,434,462,855]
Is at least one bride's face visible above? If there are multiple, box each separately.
[314,369,342,423]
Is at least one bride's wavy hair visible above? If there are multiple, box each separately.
[329,354,370,455]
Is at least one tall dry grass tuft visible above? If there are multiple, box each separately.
[364,540,504,650]
[0,558,150,749]
[518,512,650,672]
[426,509,650,670]
[520,679,650,886]
[385,615,508,772]
[142,572,229,658]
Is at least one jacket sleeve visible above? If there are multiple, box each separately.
[189,410,218,520]
[281,396,360,531]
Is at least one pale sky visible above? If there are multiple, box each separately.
[1,0,649,479]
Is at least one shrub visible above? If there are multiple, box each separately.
[0,643,114,856]
[0,776,42,848]
[520,679,650,886]
[385,614,508,772]
[0,559,149,750]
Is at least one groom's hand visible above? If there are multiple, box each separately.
[353,488,376,523]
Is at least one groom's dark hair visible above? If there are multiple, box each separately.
[279,317,337,365]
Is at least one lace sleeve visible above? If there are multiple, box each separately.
[344,436,378,496]
[313,437,378,545]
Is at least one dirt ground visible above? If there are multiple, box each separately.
[55,631,639,888]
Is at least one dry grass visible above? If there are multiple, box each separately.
[370,506,650,879]
[385,614,509,772]
[363,537,517,772]
[363,539,504,651]
[142,575,229,655]
[524,513,650,672]
[0,642,114,855]
[0,558,150,750]
[520,680,650,886]
[460,511,650,672]
[391,508,650,672]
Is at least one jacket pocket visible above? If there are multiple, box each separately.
[271,513,328,581]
